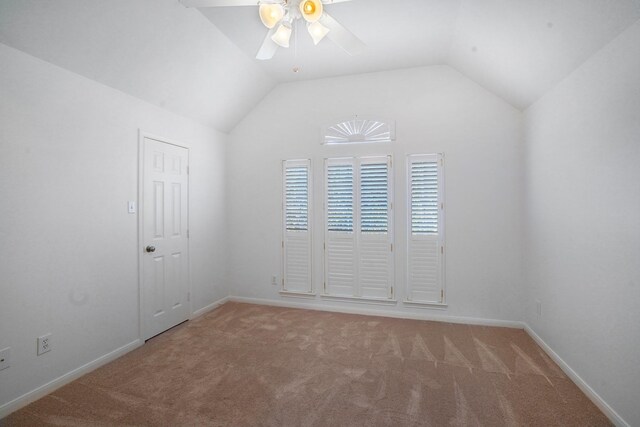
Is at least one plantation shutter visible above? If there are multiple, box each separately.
[324,158,356,296]
[407,154,445,303]
[324,156,394,300]
[282,159,312,293]
[358,156,393,299]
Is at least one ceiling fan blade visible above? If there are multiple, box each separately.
[179,0,261,7]
[256,28,279,60]
[319,13,365,56]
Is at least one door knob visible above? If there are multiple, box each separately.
[146,245,156,253]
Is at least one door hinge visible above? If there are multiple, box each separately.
[441,246,444,254]
[391,286,394,298]
[324,282,327,292]
[441,289,444,302]
[282,278,285,286]
[441,203,444,210]
[282,241,284,249]
[390,243,393,252]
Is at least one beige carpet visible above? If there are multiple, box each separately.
[3,302,610,426]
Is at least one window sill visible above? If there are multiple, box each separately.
[320,294,397,306]
[279,290,317,299]
[403,300,448,309]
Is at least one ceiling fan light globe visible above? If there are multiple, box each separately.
[271,23,292,48]
[259,3,284,29]
[308,21,330,45]
[304,2,315,14]
[299,0,323,22]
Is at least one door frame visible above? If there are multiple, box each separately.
[137,130,192,341]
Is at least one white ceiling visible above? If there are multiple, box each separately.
[201,0,640,109]
[0,0,638,132]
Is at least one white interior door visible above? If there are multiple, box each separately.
[142,137,190,340]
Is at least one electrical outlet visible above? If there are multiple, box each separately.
[535,300,542,319]
[37,334,52,355]
[0,347,10,371]
[271,276,277,286]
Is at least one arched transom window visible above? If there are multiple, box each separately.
[322,117,395,145]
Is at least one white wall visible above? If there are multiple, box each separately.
[0,43,227,413]
[227,65,524,323]
[523,20,640,426]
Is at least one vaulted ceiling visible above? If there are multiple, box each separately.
[1,0,639,132]
[201,0,640,110]
[0,0,276,132]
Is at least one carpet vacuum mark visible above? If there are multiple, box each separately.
[2,302,611,426]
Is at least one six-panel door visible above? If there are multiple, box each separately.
[142,137,190,340]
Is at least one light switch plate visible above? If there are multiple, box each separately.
[128,201,136,214]
[0,347,10,370]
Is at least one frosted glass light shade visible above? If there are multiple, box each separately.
[271,23,292,48]
[299,0,323,23]
[307,21,330,45]
[259,4,284,29]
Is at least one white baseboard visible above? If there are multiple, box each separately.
[191,296,230,319]
[0,339,142,420]
[228,295,523,329]
[523,325,628,427]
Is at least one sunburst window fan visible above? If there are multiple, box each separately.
[179,0,365,60]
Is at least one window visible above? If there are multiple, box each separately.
[406,154,445,304]
[327,163,354,232]
[282,159,312,293]
[322,117,395,145]
[360,162,389,233]
[324,156,393,300]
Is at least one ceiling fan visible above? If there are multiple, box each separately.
[179,0,365,60]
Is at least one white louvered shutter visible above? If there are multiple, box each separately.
[324,158,356,296]
[282,159,312,293]
[407,154,445,303]
[358,156,393,299]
